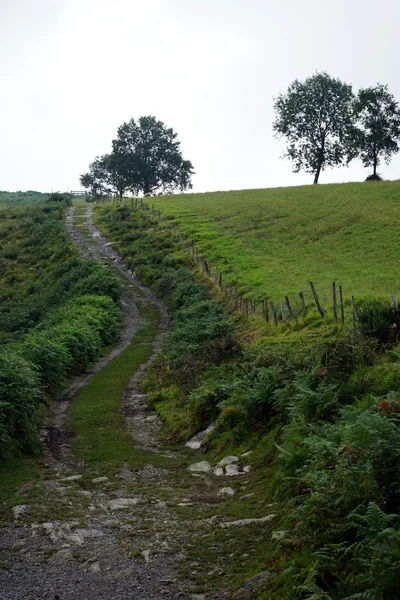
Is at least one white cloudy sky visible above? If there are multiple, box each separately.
[1,0,400,193]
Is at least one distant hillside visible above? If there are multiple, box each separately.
[0,191,49,205]
[151,181,400,306]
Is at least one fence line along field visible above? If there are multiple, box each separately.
[149,180,400,306]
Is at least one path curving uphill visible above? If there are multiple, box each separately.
[43,206,169,462]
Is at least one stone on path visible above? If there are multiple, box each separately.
[220,514,276,529]
[188,461,213,473]
[61,475,82,482]
[218,487,235,496]
[216,455,239,468]
[141,550,150,563]
[89,560,101,573]
[213,467,224,476]
[12,505,28,519]
[109,498,140,510]
[51,548,73,562]
[186,424,215,450]
[242,465,251,473]
[225,464,240,476]
[92,476,109,483]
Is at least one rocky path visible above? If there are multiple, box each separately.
[0,207,276,600]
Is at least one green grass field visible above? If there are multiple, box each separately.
[150,181,400,307]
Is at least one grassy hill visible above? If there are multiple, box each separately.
[150,181,400,308]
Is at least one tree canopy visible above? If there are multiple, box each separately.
[80,116,194,197]
[350,84,400,179]
[273,72,354,184]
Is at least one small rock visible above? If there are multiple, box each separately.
[12,505,28,519]
[271,530,288,541]
[90,560,101,573]
[51,548,73,562]
[188,461,213,473]
[64,534,83,545]
[75,529,105,539]
[178,502,193,506]
[213,468,224,477]
[218,487,235,496]
[77,490,92,497]
[225,464,240,476]
[216,455,239,468]
[220,515,276,529]
[109,498,140,510]
[92,476,109,483]
[104,519,120,527]
[191,595,206,600]
[242,465,251,473]
[241,450,252,457]
[141,550,150,563]
[186,424,215,450]
[42,522,54,534]
[61,475,82,482]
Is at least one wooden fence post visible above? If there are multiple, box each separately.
[339,286,345,327]
[245,299,249,317]
[270,301,278,326]
[204,259,211,276]
[309,281,326,317]
[392,294,398,308]
[285,295,296,320]
[332,282,338,323]
[299,291,306,313]
[280,300,286,322]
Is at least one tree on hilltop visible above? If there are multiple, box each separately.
[80,116,194,198]
[112,116,194,195]
[273,72,354,184]
[349,84,400,180]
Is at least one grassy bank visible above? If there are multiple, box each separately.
[149,181,400,308]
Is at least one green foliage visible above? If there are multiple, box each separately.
[0,348,41,458]
[81,115,194,196]
[350,84,400,178]
[0,203,123,459]
[0,190,49,205]
[273,72,354,183]
[356,298,400,345]
[47,192,72,206]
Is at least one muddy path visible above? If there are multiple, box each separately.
[0,206,276,600]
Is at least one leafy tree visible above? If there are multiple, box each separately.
[112,116,194,195]
[350,84,400,179]
[273,72,354,183]
[80,157,110,198]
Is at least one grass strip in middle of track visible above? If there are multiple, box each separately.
[69,323,169,474]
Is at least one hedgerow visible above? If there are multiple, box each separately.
[0,202,122,459]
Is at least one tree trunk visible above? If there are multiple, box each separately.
[313,162,322,184]
[373,155,378,177]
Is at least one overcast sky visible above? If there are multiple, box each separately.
[1,0,400,193]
